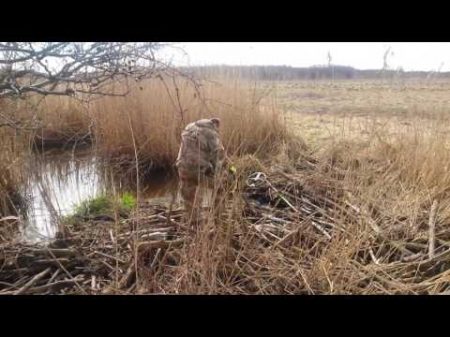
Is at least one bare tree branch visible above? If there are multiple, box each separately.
[0,42,198,131]
[0,43,169,99]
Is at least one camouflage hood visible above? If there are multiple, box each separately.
[185,119,218,132]
[176,118,225,177]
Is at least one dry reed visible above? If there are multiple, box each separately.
[1,78,450,294]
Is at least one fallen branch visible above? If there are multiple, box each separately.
[428,200,438,260]
[15,267,51,295]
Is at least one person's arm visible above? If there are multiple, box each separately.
[216,143,236,175]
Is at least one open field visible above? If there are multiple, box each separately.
[268,79,450,142]
[1,78,450,294]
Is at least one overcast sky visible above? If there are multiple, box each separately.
[164,43,450,72]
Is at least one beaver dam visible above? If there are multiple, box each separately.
[2,145,450,294]
[2,77,450,294]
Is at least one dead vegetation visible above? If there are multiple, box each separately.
[90,78,288,172]
[1,78,450,294]
[2,136,450,294]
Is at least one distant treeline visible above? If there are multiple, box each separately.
[179,65,450,80]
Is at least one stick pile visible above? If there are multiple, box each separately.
[1,167,449,294]
[0,205,185,294]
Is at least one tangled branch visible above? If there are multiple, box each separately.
[0,42,198,130]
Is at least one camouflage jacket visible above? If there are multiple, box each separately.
[175,119,226,177]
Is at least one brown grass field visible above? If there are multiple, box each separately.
[1,77,450,294]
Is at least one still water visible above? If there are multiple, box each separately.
[20,148,178,243]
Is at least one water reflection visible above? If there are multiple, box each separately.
[21,149,102,242]
[20,148,179,243]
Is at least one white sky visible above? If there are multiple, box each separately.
[163,43,450,72]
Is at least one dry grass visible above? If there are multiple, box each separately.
[0,154,18,217]
[273,79,450,144]
[4,131,449,294]
[32,96,91,149]
[89,78,290,172]
[136,79,450,294]
[2,78,450,294]
[135,116,450,294]
[0,130,24,217]
[0,128,25,242]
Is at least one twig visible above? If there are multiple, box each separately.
[91,251,126,264]
[91,276,96,291]
[150,249,162,269]
[117,261,136,290]
[17,278,84,295]
[46,247,87,294]
[47,269,60,284]
[311,221,332,240]
[428,200,438,260]
[369,249,380,265]
[15,267,51,295]
[137,238,185,252]
[0,216,19,222]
